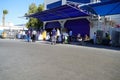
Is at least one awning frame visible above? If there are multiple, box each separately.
[26,3,90,22]
[26,0,120,22]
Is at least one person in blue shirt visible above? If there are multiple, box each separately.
[68,30,72,43]
[27,30,31,42]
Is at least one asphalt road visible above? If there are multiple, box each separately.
[0,39,120,80]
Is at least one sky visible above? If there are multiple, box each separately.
[0,0,44,25]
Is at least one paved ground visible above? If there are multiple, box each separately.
[0,39,120,80]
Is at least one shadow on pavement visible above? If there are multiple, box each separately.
[69,42,120,51]
[15,39,120,51]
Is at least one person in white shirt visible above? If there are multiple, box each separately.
[56,28,60,42]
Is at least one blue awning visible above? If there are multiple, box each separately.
[27,5,90,22]
[27,0,120,21]
[81,0,120,16]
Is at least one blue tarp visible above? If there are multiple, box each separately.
[81,0,120,16]
[100,0,119,4]
[27,0,120,21]
[27,5,90,21]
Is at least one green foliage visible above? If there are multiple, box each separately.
[28,3,37,14]
[3,10,8,15]
[26,3,44,29]
[37,4,44,12]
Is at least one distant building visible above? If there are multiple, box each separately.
[0,22,28,36]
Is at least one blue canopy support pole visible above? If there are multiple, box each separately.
[59,20,67,33]
[43,22,47,29]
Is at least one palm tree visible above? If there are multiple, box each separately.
[2,10,8,27]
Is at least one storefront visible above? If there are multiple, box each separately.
[26,0,120,45]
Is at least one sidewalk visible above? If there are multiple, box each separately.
[35,40,120,51]
[69,41,120,51]
[1,38,119,51]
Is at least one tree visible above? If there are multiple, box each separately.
[37,4,44,12]
[28,3,37,14]
[26,3,44,30]
[2,10,8,27]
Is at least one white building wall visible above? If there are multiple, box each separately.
[62,0,66,5]
[90,19,112,39]
[90,14,120,39]
[110,14,120,24]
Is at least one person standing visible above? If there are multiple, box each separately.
[27,30,31,42]
[42,30,47,40]
[93,32,96,44]
[32,30,37,42]
[68,30,72,43]
[51,28,57,45]
[22,30,26,39]
[56,28,60,42]
[77,33,83,45]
